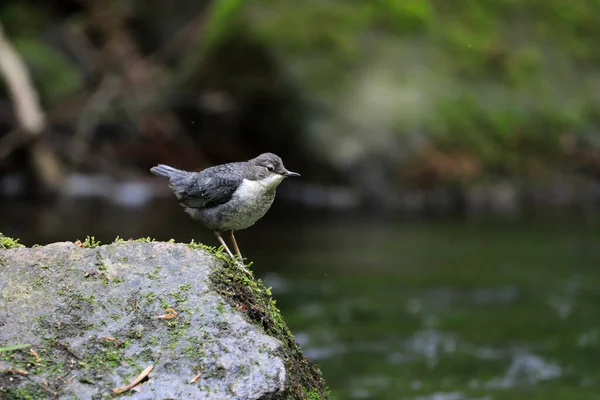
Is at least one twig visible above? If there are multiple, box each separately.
[112,365,153,395]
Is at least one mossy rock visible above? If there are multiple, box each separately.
[0,238,327,399]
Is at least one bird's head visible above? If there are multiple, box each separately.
[247,153,300,188]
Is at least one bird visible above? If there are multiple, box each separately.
[150,153,300,274]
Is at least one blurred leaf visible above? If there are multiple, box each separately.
[13,38,83,104]
[374,0,433,32]
[203,0,246,53]
[176,0,247,84]
[0,343,30,352]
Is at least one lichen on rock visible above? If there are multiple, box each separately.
[0,238,327,399]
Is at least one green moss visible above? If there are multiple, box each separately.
[159,298,170,309]
[82,294,96,305]
[70,293,96,306]
[112,236,159,244]
[81,338,135,371]
[302,387,326,400]
[183,338,206,360]
[0,338,77,397]
[31,276,45,288]
[148,265,162,280]
[128,328,144,339]
[110,276,125,284]
[165,317,192,348]
[76,236,100,248]
[135,237,155,243]
[209,259,327,399]
[0,233,24,249]
[188,239,218,252]
[171,283,193,305]
[0,385,51,400]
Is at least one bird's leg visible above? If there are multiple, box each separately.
[228,230,243,262]
[214,231,236,259]
[214,231,251,275]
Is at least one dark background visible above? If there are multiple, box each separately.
[1,1,600,399]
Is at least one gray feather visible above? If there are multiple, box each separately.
[150,164,183,178]
[180,165,243,209]
[151,163,243,209]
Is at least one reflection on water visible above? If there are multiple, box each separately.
[265,219,599,400]
[1,199,599,400]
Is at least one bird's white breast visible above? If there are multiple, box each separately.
[226,175,284,230]
[238,174,285,196]
[235,179,265,201]
[233,175,283,205]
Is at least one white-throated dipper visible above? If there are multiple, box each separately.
[150,153,300,274]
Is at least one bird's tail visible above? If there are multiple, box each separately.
[150,164,184,178]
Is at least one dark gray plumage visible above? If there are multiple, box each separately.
[151,153,300,273]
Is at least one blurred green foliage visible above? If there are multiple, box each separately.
[247,0,600,176]
[0,3,83,104]
[203,0,246,52]
[1,0,599,180]
[14,38,84,104]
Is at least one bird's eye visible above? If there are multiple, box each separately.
[266,166,274,172]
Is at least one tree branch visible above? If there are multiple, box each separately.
[0,24,45,135]
[0,23,63,193]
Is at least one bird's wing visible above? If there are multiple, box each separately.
[176,165,243,209]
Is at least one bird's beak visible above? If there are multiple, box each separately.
[283,170,301,177]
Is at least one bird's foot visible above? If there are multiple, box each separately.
[236,261,252,276]
[235,260,252,276]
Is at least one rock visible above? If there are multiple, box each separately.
[0,237,326,399]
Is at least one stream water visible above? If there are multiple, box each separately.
[1,198,599,400]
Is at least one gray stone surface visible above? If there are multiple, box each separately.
[0,241,312,399]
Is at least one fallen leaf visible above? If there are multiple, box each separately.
[131,384,143,392]
[5,368,28,375]
[112,365,153,395]
[189,365,201,384]
[155,307,178,319]
[189,372,201,384]
[30,348,41,363]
